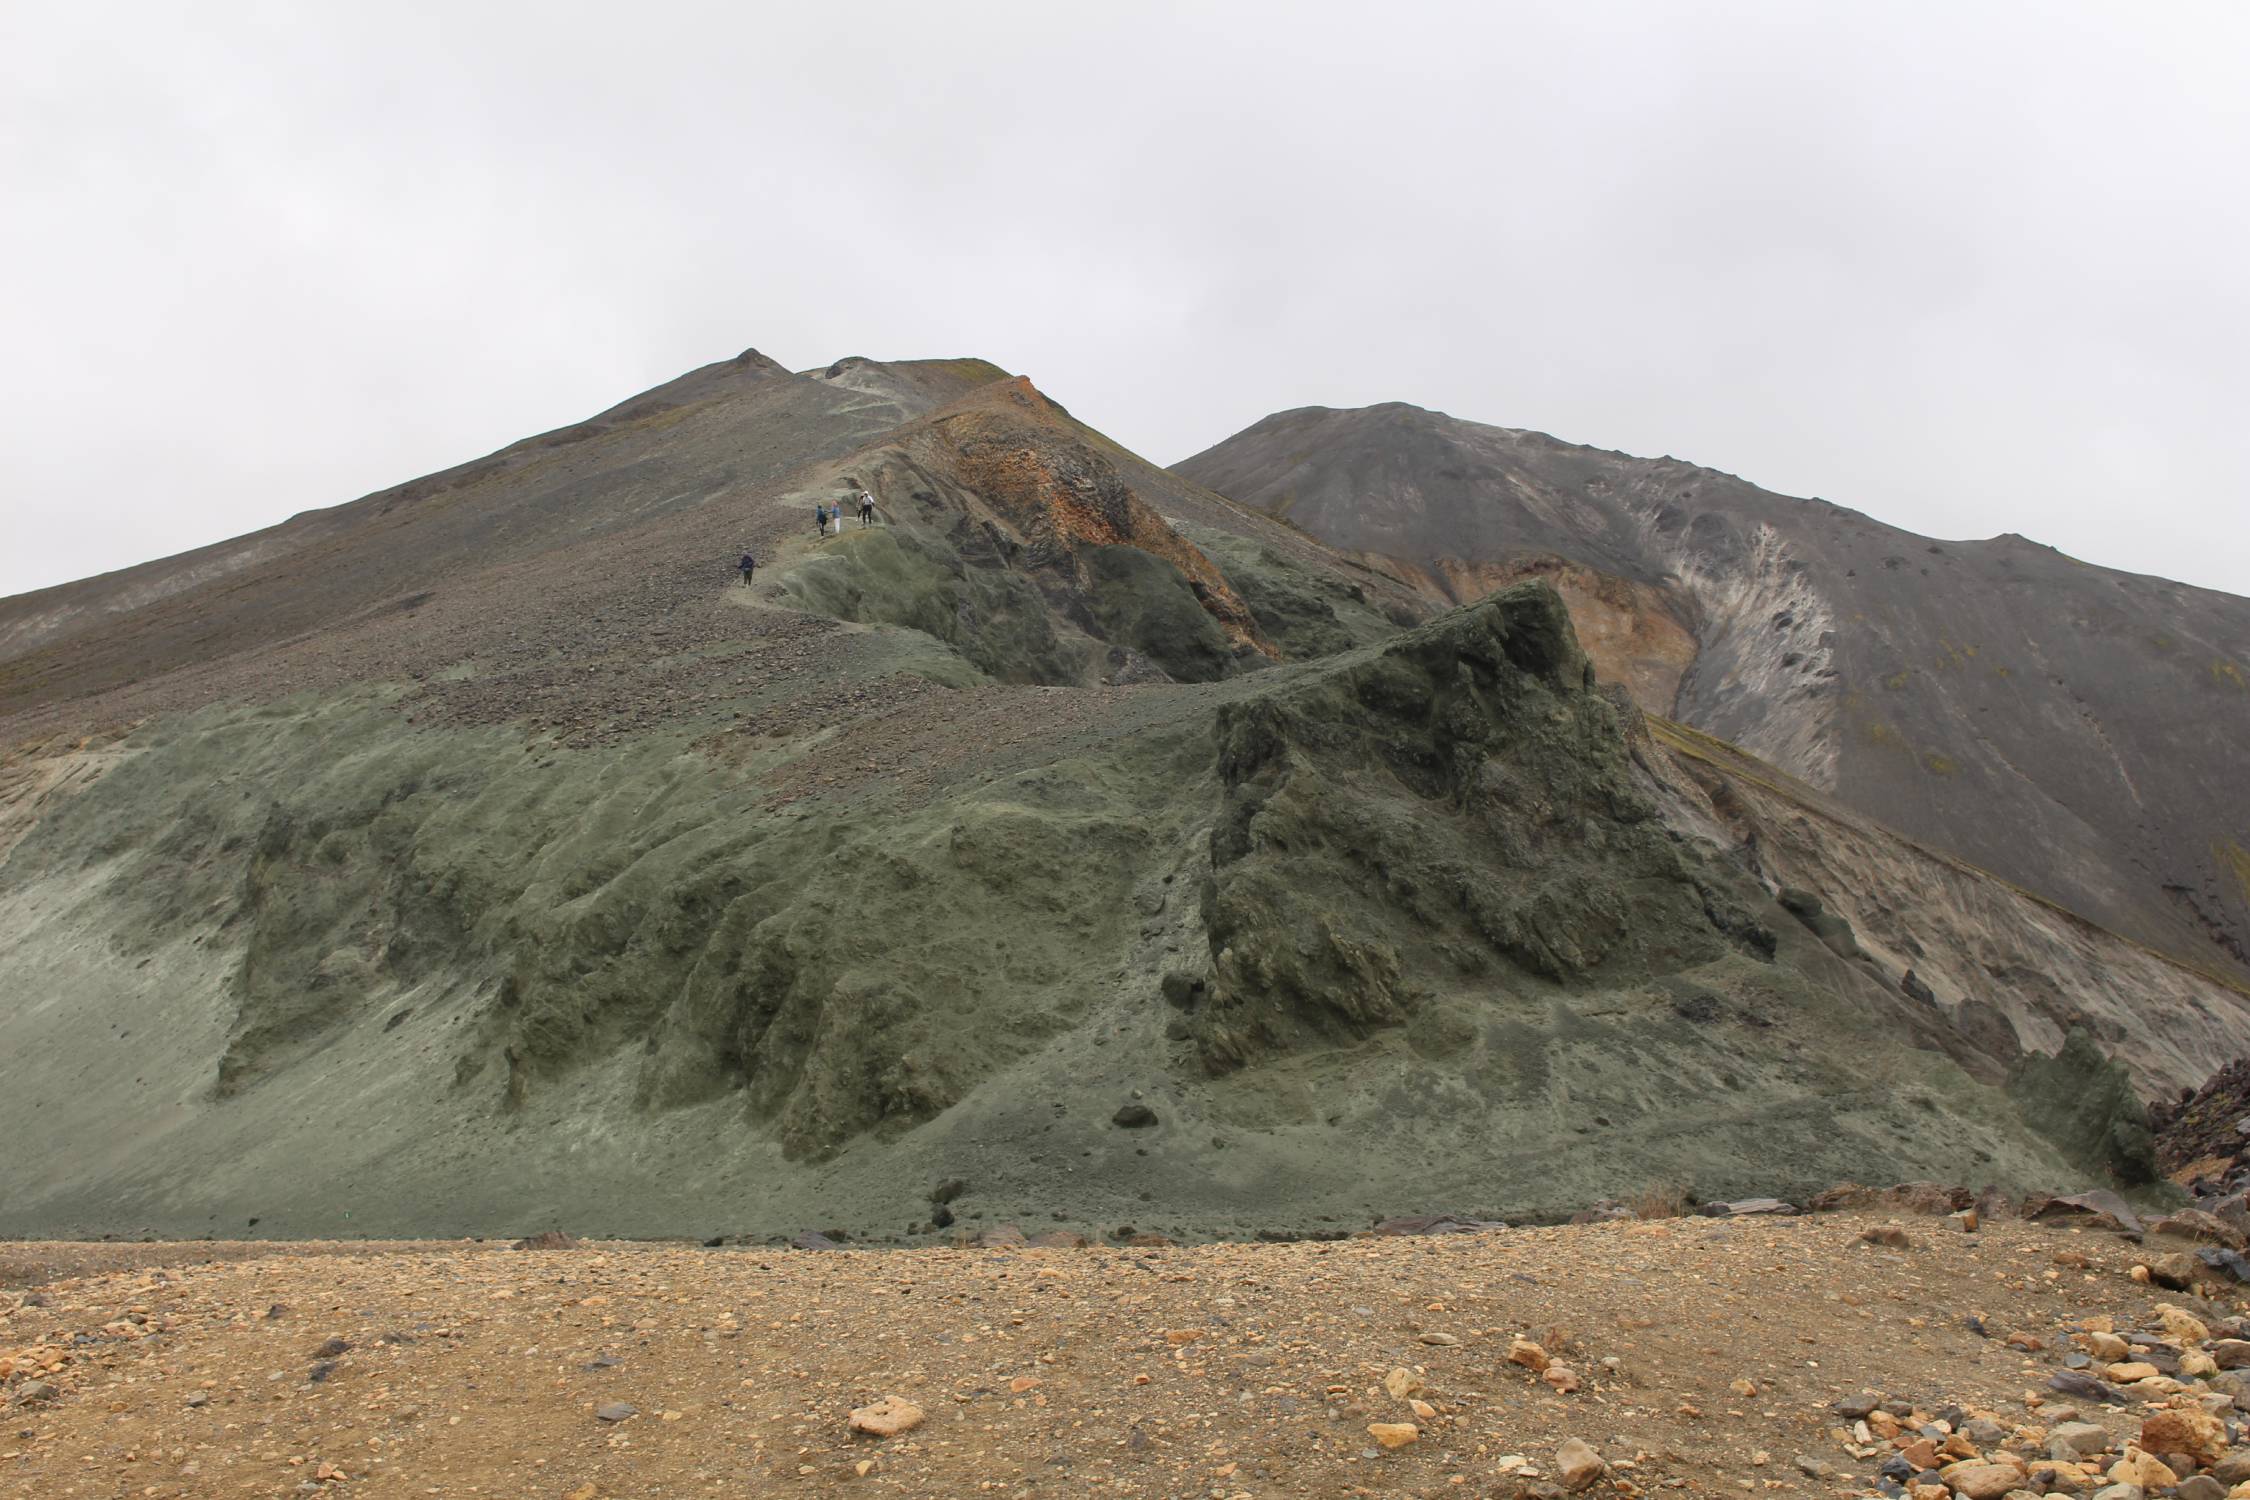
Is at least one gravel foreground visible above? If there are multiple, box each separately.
[0,1210,2235,1498]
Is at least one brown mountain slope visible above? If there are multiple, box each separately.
[1175,403,2250,986]
[0,350,2240,1240]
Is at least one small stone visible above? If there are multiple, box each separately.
[1730,1377,1758,1398]
[1797,1456,1837,1480]
[1112,1103,1158,1129]
[1408,1397,1437,1419]
[2107,1364,2161,1384]
[2088,1486,2143,1500]
[2177,1478,2227,1500]
[1943,1462,2022,1500]
[2148,1254,2201,1291]
[183,1391,209,1409]
[1949,1208,1981,1233]
[1542,1364,1581,1394]
[1367,1422,1419,1449]
[2049,1422,2111,1457]
[2085,1333,2132,1362]
[1863,1224,1914,1249]
[2213,1453,2250,1485]
[1419,1331,1461,1346]
[1557,1437,1606,1490]
[848,1398,925,1438]
[1834,1393,1884,1419]
[1384,1368,1425,1400]
[594,1403,636,1423]
[1510,1339,1553,1372]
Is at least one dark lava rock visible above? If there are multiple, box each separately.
[311,1337,352,1359]
[2198,1247,2250,1283]
[1832,1393,1883,1419]
[1112,1103,1158,1128]
[930,1179,967,1204]
[931,1204,955,1229]
[308,1360,338,1384]
[2047,1371,2122,1404]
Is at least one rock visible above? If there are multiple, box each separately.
[1963,1418,2008,1449]
[2210,1452,2250,1485]
[1025,1229,1089,1249]
[2177,1478,2228,1500]
[1797,1456,1837,1480]
[1419,1331,1461,1347]
[2087,1486,2142,1500]
[789,1231,840,1251]
[183,1391,209,1408]
[1835,1392,1885,1419]
[1949,1208,1981,1233]
[929,1179,967,1204]
[1716,1198,1795,1216]
[848,1398,925,1438]
[2153,1211,2248,1249]
[2147,1253,2201,1290]
[2049,1422,2112,1457]
[1810,1183,1880,1210]
[1556,1438,1606,1490]
[2107,1363,2161,1384]
[2157,1305,2213,1344]
[2051,1371,2124,1404]
[1112,1103,1158,1128]
[1863,1224,1914,1249]
[594,1402,636,1422]
[977,1224,1029,1248]
[1542,1364,1581,1394]
[512,1230,577,1251]
[8,1380,59,1406]
[311,1337,352,1359]
[930,1205,955,1230]
[2199,1248,2250,1284]
[2141,1408,2227,1466]
[1367,1422,1419,1449]
[1384,1367,1425,1400]
[2026,1192,2147,1237]
[1509,1338,1553,1372]
[2086,1333,2132,1362]
[2107,1451,2177,1488]
[308,1360,338,1383]
[1945,1462,2025,1499]
[2209,1369,2250,1404]
[1372,1214,1507,1235]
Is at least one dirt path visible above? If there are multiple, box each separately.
[1,1211,2227,1498]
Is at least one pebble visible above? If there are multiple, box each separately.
[1556,1437,1606,1490]
[593,1402,636,1423]
[848,1397,925,1438]
[1367,1421,1419,1449]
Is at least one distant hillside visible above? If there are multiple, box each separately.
[1177,402,2250,985]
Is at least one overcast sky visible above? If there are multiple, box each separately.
[4,2,2246,600]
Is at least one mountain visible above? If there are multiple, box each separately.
[0,353,2236,1241]
[1176,403,2250,989]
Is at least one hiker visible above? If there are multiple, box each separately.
[858,489,876,527]
[813,502,827,539]
[738,550,756,587]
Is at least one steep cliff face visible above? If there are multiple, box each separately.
[1177,404,2250,983]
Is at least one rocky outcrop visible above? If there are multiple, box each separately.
[1176,403,2250,984]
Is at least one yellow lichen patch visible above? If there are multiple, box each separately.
[1922,752,1960,777]
[2212,658,2246,692]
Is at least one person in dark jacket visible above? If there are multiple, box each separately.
[738,551,756,587]
[813,502,827,538]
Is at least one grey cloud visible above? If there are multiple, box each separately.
[3,0,2244,598]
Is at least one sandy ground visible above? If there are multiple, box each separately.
[1,1210,2224,1499]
